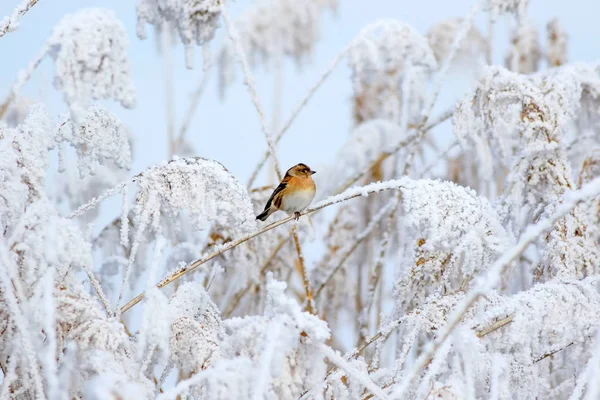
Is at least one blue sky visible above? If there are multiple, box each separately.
[1,0,599,188]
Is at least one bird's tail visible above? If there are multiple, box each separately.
[256,208,271,221]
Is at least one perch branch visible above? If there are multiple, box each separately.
[120,179,411,314]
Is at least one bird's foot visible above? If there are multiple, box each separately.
[294,212,301,221]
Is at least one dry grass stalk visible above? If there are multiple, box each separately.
[292,225,315,314]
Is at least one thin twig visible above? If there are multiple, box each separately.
[534,342,574,364]
[476,315,513,338]
[320,344,390,400]
[220,0,282,180]
[121,178,411,314]
[0,0,40,39]
[293,225,315,314]
[0,46,47,119]
[83,266,114,317]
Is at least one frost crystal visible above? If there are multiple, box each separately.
[136,0,221,69]
[47,9,136,120]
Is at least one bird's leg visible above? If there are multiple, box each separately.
[294,212,301,221]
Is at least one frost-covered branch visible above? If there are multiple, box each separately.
[121,178,412,314]
[0,0,40,39]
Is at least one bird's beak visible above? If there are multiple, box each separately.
[311,170,316,175]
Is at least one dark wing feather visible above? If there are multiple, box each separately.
[263,180,287,211]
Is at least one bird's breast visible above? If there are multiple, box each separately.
[280,187,316,213]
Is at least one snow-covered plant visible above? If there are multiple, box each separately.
[3,1,600,399]
[57,105,132,178]
[394,178,508,314]
[47,9,136,120]
[136,0,221,68]
[546,18,568,67]
[427,17,487,65]
[505,18,541,73]
[348,20,437,125]
[218,0,336,97]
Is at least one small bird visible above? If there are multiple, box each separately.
[256,163,317,222]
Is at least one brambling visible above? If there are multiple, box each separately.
[256,163,317,222]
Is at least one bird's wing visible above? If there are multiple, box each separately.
[264,177,289,211]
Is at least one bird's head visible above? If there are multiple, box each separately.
[287,163,316,178]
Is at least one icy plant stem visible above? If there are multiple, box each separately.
[41,268,59,400]
[360,197,399,341]
[293,225,316,314]
[252,322,281,400]
[68,179,129,218]
[320,344,390,400]
[0,244,46,399]
[391,175,600,398]
[0,45,47,119]
[0,0,40,39]
[220,0,282,180]
[121,178,412,314]
[83,265,114,316]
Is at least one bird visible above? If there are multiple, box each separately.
[256,163,317,222]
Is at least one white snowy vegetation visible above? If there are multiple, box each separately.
[1,0,600,399]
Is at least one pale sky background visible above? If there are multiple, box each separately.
[1,0,599,195]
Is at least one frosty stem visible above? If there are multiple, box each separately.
[292,225,316,314]
[0,0,40,39]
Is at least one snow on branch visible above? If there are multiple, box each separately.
[0,0,40,39]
